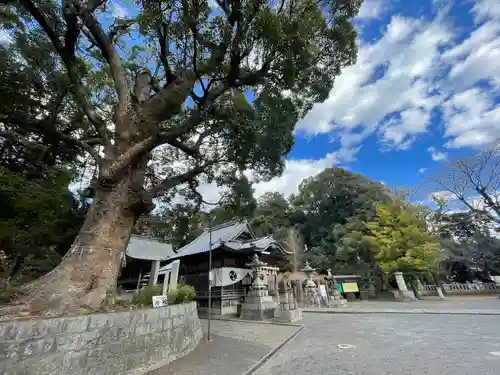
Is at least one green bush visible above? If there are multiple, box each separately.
[166,284,196,305]
[129,283,196,308]
[166,288,179,304]
[176,284,196,303]
[131,284,162,307]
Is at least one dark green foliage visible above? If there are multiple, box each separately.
[131,284,163,307]
[251,192,291,237]
[0,165,86,285]
[0,31,88,287]
[292,168,389,269]
[167,284,196,305]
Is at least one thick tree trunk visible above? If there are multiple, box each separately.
[2,169,142,317]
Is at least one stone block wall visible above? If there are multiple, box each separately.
[0,301,202,375]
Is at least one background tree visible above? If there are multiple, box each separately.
[432,142,500,225]
[429,205,500,282]
[361,200,442,273]
[292,168,388,268]
[0,30,88,291]
[251,192,291,237]
[0,0,361,314]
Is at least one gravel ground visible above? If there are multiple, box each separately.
[255,313,500,375]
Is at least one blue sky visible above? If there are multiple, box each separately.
[247,0,500,202]
[2,0,499,204]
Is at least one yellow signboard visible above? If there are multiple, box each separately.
[342,282,359,293]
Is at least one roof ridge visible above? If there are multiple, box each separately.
[209,220,247,232]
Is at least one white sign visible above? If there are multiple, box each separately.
[152,295,167,308]
[319,284,328,297]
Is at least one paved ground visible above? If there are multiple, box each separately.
[256,312,500,375]
[146,319,301,375]
[304,296,500,314]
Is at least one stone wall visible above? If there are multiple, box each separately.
[0,301,202,375]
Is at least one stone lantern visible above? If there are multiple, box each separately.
[240,253,277,320]
[324,269,347,307]
[301,261,320,307]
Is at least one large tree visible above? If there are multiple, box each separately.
[360,200,442,273]
[292,167,388,268]
[0,0,360,314]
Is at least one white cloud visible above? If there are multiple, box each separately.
[430,190,456,201]
[428,146,448,161]
[293,2,500,154]
[419,168,427,174]
[356,0,387,20]
[442,88,500,148]
[251,151,350,198]
[109,1,127,18]
[295,13,450,152]
[471,0,500,22]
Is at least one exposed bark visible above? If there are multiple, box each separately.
[0,163,146,317]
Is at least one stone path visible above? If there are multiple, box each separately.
[255,312,500,375]
[145,319,301,375]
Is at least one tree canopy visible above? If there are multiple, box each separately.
[291,167,389,268]
[0,0,362,314]
[361,200,442,273]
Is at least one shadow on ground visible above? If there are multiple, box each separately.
[145,319,301,375]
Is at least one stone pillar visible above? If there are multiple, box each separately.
[169,260,180,290]
[394,272,408,291]
[393,271,416,301]
[240,254,277,320]
[149,260,160,286]
[162,270,171,296]
[273,279,303,323]
[301,261,320,308]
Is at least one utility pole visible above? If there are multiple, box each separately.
[207,215,213,342]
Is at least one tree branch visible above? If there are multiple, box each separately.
[19,0,112,152]
[139,70,197,124]
[0,121,101,162]
[157,22,174,83]
[147,164,209,199]
[78,6,130,123]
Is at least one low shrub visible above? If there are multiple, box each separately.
[129,283,196,308]
[176,284,196,303]
[131,284,162,307]
[167,284,196,304]
[167,288,179,305]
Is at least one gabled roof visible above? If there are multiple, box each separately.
[169,220,290,260]
[125,235,174,261]
[224,235,290,254]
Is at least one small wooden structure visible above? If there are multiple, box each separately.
[118,236,176,292]
[167,221,289,316]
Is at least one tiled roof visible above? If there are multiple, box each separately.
[125,235,174,261]
[169,221,291,259]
